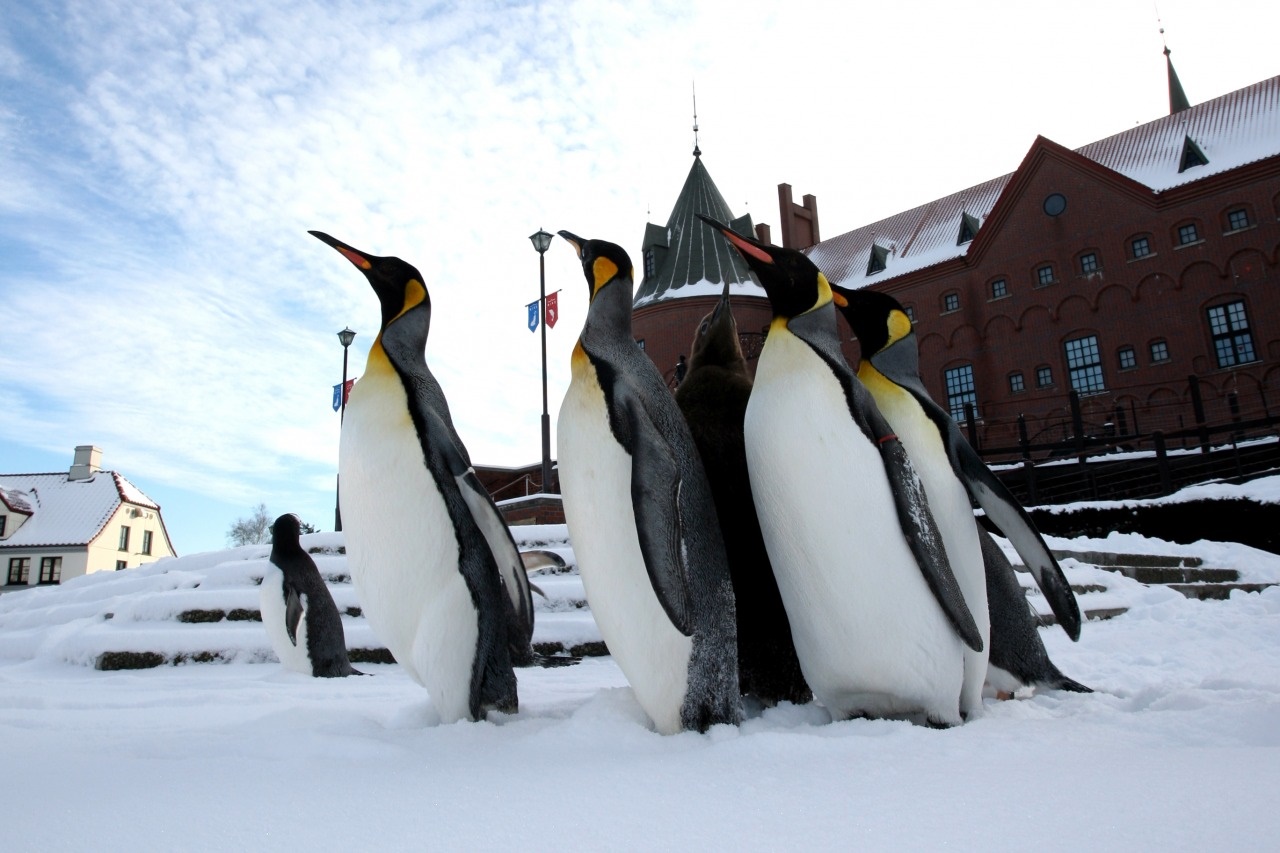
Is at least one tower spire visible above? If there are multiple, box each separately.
[692,81,701,158]
[1159,18,1191,114]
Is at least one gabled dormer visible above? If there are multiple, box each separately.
[1179,135,1208,172]
[957,212,981,245]
[866,243,890,275]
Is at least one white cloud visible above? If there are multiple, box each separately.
[2,0,1278,552]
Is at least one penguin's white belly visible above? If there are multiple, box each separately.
[558,373,693,735]
[340,368,479,723]
[871,385,989,715]
[259,565,311,676]
[746,334,964,723]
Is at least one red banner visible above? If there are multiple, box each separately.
[545,292,559,328]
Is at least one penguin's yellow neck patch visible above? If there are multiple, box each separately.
[592,257,619,294]
[392,279,427,323]
[366,337,395,376]
[887,309,913,346]
[857,360,900,400]
[814,272,834,309]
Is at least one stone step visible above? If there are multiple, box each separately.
[1166,582,1277,601]
[1052,550,1204,569]
[1104,565,1240,584]
[1035,606,1129,628]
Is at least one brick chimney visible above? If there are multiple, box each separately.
[69,445,102,481]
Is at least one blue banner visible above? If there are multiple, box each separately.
[527,301,539,332]
[332,384,342,411]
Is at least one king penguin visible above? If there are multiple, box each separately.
[310,230,534,723]
[556,231,740,734]
[979,524,1091,696]
[260,513,362,678]
[675,281,810,707]
[829,286,1083,642]
[699,216,982,727]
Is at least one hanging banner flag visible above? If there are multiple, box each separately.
[333,379,357,411]
[545,291,559,328]
[527,300,539,333]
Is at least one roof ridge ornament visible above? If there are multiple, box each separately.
[692,81,701,158]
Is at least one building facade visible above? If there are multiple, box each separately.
[1,446,176,590]
[803,74,1280,453]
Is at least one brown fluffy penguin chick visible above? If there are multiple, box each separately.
[675,282,812,707]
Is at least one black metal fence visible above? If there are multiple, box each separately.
[966,374,1280,505]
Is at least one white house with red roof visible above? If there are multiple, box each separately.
[0,446,175,591]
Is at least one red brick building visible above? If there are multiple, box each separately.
[632,64,1280,459]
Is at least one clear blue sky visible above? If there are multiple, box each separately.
[2,0,1276,555]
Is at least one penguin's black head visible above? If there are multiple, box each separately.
[269,513,302,547]
[697,215,829,321]
[557,231,633,303]
[688,280,743,371]
[310,231,431,333]
[830,284,912,357]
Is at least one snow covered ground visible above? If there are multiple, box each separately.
[3,486,1280,851]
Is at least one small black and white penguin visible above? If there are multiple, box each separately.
[829,285,1083,644]
[675,280,810,707]
[700,216,982,728]
[260,513,362,678]
[979,523,1091,696]
[556,231,740,734]
[311,231,534,723]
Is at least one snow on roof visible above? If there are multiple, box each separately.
[809,75,1280,290]
[0,471,160,549]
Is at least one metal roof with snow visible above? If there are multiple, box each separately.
[808,75,1280,290]
[0,471,160,549]
[633,154,766,307]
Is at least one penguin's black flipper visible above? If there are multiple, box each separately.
[456,467,536,649]
[623,397,692,637]
[950,435,1082,642]
[853,314,1083,643]
[788,307,983,653]
[980,524,1091,693]
[285,586,303,647]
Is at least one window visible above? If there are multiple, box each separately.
[1226,208,1251,231]
[957,213,980,245]
[944,364,978,421]
[116,560,128,571]
[1207,301,1257,368]
[0,516,5,538]
[1131,236,1152,258]
[1079,252,1099,274]
[118,525,131,552]
[635,339,645,351]
[1008,372,1025,393]
[867,244,889,275]
[1036,365,1054,388]
[1177,222,1199,245]
[942,292,960,313]
[142,530,153,556]
[642,249,656,279]
[904,305,916,323]
[7,557,30,585]
[990,279,1008,299]
[1036,264,1055,287]
[1150,340,1170,363]
[1179,135,1208,172]
[39,557,61,585]
[1065,335,1106,393]
[1118,346,1137,370]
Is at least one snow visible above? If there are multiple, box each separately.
[3,483,1280,849]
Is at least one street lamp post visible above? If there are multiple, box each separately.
[529,229,555,494]
[336,327,356,531]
